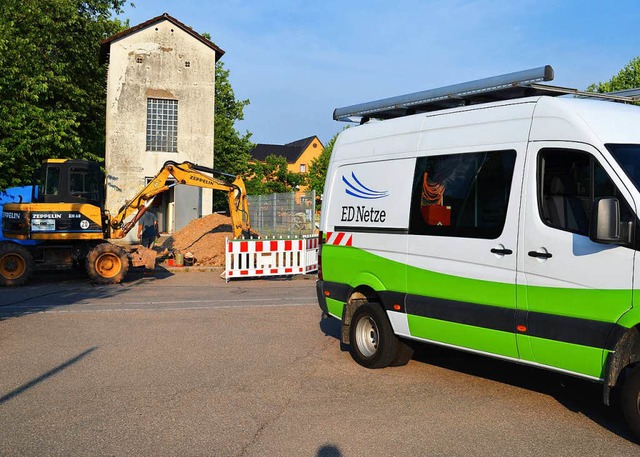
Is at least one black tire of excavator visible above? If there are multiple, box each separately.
[85,243,130,284]
[0,242,34,287]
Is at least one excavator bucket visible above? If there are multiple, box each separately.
[129,246,158,270]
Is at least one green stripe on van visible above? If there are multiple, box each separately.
[407,314,519,358]
[326,297,344,319]
[525,336,609,378]
[321,244,631,378]
[322,244,631,324]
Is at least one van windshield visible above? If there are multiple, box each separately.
[607,144,640,192]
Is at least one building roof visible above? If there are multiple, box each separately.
[284,136,317,151]
[250,136,322,164]
[100,13,225,63]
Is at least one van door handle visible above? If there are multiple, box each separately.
[490,248,513,255]
[528,251,552,259]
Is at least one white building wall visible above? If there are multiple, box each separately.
[105,18,215,240]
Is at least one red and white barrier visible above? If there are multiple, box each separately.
[225,235,319,281]
[304,237,319,273]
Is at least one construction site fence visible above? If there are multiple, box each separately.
[225,235,319,281]
[247,191,316,238]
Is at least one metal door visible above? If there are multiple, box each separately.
[174,185,201,232]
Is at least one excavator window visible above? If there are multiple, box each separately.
[36,160,104,206]
[70,167,102,203]
[44,166,60,196]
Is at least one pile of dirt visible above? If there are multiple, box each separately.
[159,213,241,267]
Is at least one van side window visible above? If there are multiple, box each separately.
[538,148,632,236]
[409,150,516,239]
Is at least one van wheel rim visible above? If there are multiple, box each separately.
[355,316,379,357]
[95,253,121,278]
[0,253,26,279]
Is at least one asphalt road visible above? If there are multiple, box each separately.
[1,269,639,456]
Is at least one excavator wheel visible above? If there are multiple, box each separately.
[85,243,129,284]
[0,242,34,287]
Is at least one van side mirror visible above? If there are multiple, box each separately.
[589,197,621,244]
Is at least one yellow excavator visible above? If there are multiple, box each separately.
[0,159,250,286]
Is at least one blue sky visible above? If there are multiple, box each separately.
[117,0,640,146]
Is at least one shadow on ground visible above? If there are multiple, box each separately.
[317,444,342,457]
[0,347,98,405]
[0,265,174,320]
[318,314,636,444]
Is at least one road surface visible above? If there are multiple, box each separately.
[1,270,638,455]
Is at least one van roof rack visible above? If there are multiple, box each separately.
[333,65,640,122]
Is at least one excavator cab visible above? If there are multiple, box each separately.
[2,158,107,243]
[34,159,104,207]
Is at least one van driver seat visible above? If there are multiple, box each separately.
[545,176,589,233]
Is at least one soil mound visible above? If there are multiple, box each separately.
[160,213,240,267]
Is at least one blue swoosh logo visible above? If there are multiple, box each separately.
[342,172,389,199]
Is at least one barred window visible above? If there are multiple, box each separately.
[146,98,178,152]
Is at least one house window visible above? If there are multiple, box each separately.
[146,98,178,152]
[300,164,306,173]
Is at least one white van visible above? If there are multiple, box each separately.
[316,66,640,439]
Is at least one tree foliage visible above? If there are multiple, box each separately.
[214,61,253,176]
[588,56,640,93]
[0,0,127,190]
[211,60,254,211]
[245,154,303,195]
[306,130,340,202]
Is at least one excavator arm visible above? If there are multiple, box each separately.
[108,161,250,239]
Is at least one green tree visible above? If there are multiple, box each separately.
[0,0,127,190]
[307,130,340,203]
[588,56,640,93]
[246,154,302,195]
[211,60,254,211]
[213,61,253,176]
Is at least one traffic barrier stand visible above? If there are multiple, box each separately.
[304,236,319,273]
[225,235,319,281]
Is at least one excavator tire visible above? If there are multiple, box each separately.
[0,242,34,287]
[85,243,129,284]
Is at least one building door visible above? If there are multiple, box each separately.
[175,185,201,231]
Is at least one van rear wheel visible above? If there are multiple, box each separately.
[349,302,413,368]
[622,363,640,441]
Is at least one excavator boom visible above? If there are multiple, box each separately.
[109,161,250,239]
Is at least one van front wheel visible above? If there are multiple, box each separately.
[349,303,412,369]
[622,363,640,441]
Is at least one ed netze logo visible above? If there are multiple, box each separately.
[342,172,389,199]
[340,172,389,223]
